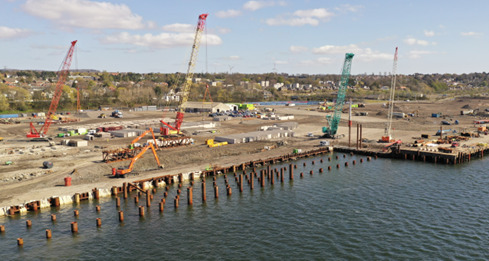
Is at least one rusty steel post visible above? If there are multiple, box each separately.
[360,124,363,148]
[71,222,78,233]
[116,197,121,208]
[0,225,4,233]
[356,123,359,150]
[96,218,102,227]
[123,182,128,199]
[51,214,56,222]
[187,187,193,205]
[214,186,219,199]
[119,211,124,222]
[174,197,179,209]
[250,174,254,190]
[46,229,52,239]
[146,191,151,208]
[261,170,265,187]
[74,210,79,217]
[159,201,164,213]
[26,220,32,227]
[17,238,23,246]
[289,164,294,180]
[202,182,207,202]
[239,174,243,192]
[139,206,145,217]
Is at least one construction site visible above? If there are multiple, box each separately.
[2,14,489,216]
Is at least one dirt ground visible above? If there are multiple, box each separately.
[2,97,489,208]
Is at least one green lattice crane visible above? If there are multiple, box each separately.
[322,53,354,138]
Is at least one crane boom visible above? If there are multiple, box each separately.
[383,47,399,142]
[27,40,77,138]
[161,14,208,134]
[322,53,354,138]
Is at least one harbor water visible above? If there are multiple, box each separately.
[1,152,489,260]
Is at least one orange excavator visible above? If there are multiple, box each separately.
[129,128,158,149]
[112,143,163,178]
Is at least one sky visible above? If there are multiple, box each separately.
[0,0,488,75]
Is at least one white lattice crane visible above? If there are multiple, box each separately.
[381,47,399,142]
[161,13,208,135]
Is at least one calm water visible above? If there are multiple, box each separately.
[1,153,489,260]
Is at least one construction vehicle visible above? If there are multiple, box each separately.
[111,110,123,118]
[206,139,228,148]
[160,14,208,136]
[112,143,163,178]
[322,53,354,138]
[381,47,399,142]
[27,40,77,138]
[98,113,106,118]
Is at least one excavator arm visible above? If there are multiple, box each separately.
[114,143,163,177]
[130,128,158,148]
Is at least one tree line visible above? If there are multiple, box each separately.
[1,70,488,113]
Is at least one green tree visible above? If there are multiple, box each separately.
[0,95,9,111]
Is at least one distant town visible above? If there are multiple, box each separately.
[1,70,488,112]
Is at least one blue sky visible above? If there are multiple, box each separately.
[0,0,487,75]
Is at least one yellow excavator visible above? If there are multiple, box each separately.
[112,143,163,178]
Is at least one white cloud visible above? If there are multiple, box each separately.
[146,21,157,29]
[229,56,240,60]
[293,8,333,19]
[217,27,231,34]
[274,60,288,65]
[22,0,145,30]
[162,23,194,33]
[266,8,334,26]
[0,26,32,39]
[267,17,320,26]
[404,37,430,46]
[215,9,242,18]
[335,4,363,13]
[461,31,483,37]
[357,48,392,61]
[290,45,308,53]
[312,44,361,54]
[301,57,333,65]
[408,50,433,59]
[101,32,222,48]
[243,1,275,11]
[31,44,66,50]
[312,44,391,61]
[424,30,435,37]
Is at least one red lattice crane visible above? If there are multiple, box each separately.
[160,14,208,135]
[27,40,77,138]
